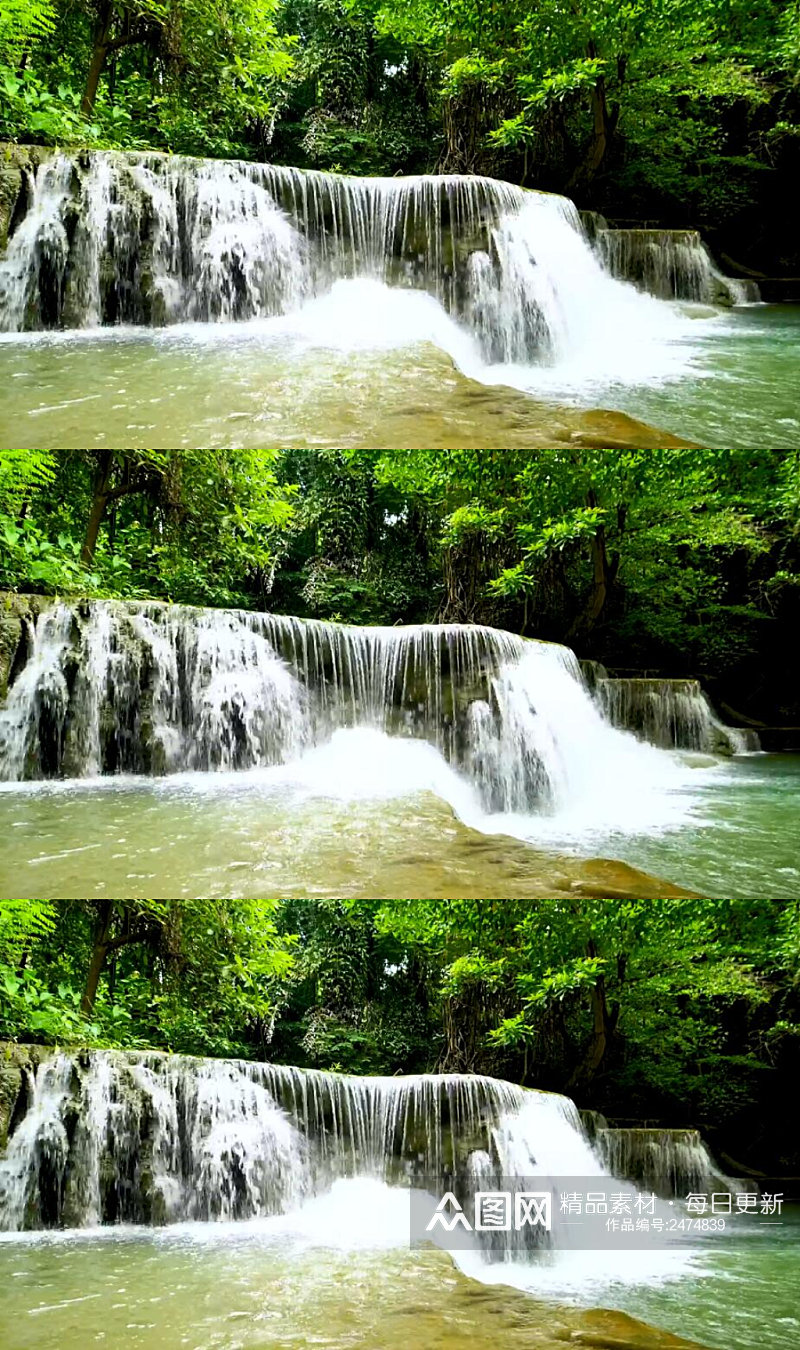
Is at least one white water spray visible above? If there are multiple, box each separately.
[0,152,701,381]
[0,1051,627,1236]
[0,602,701,841]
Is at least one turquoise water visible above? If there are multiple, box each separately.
[0,302,797,450]
[0,1206,796,1350]
[607,1207,800,1350]
[603,305,800,449]
[0,752,798,900]
[570,754,800,899]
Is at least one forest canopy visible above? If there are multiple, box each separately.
[2,449,799,723]
[1,0,799,269]
[1,897,799,1174]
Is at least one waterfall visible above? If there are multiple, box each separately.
[0,149,687,364]
[594,228,759,306]
[0,602,310,779]
[0,599,689,818]
[594,1128,743,1200]
[594,677,759,756]
[0,1049,604,1233]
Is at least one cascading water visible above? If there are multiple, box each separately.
[0,1056,785,1350]
[0,1049,610,1235]
[0,601,310,778]
[594,677,759,756]
[0,150,689,366]
[593,228,759,306]
[0,600,696,823]
[593,1129,742,1200]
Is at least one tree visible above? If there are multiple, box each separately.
[78,0,166,117]
[79,900,166,1015]
[0,449,297,607]
[0,898,297,1057]
[370,449,790,701]
[79,451,167,565]
[1,0,296,156]
[370,896,797,1150]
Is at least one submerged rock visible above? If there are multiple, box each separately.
[566,1307,712,1350]
[344,809,700,900]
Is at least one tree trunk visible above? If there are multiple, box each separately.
[81,451,115,566]
[439,86,487,174]
[439,536,486,623]
[584,77,610,181]
[567,488,613,639]
[567,47,613,191]
[440,989,485,1073]
[585,517,610,626]
[81,901,115,1016]
[81,2,114,117]
[568,940,612,1088]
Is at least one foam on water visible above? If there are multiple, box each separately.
[258,726,702,844]
[253,274,702,393]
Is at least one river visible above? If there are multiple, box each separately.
[0,1190,797,1350]
[0,737,797,899]
[1,291,797,450]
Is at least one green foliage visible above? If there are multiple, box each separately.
[271,901,435,1074]
[0,899,57,955]
[0,514,93,593]
[271,451,435,623]
[0,899,298,1058]
[0,0,295,157]
[0,0,56,59]
[1,0,797,259]
[0,449,297,607]
[1,898,798,1167]
[0,450,57,506]
[367,449,800,697]
[371,898,799,1155]
[0,963,92,1043]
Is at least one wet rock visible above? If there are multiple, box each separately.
[0,145,53,250]
[568,1308,711,1349]
[569,859,699,900]
[0,593,55,699]
[0,1043,52,1149]
[593,227,755,306]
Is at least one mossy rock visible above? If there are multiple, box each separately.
[0,1042,54,1150]
[0,144,55,252]
[0,592,58,701]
